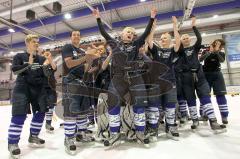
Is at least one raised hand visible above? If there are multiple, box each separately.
[152,19,157,30]
[92,8,100,18]
[191,16,196,27]
[172,16,178,25]
[29,52,34,64]
[44,51,53,62]
[151,7,157,18]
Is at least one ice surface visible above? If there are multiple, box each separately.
[0,95,239,159]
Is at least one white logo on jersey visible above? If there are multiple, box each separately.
[158,50,162,56]
[162,51,171,58]
[73,50,78,58]
[186,49,193,56]
[158,50,171,58]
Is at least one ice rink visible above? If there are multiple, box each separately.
[0,95,239,159]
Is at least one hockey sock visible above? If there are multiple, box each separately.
[187,99,198,120]
[216,95,229,118]
[8,115,27,144]
[200,96,216,120]
[30,112,45,136]
[108,106,121,133]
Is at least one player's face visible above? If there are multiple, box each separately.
[121,29,135,42]
[213,40,222,51]
[27,38,39,52]
[71,31,80,45]
[181,34,191,47]
[97,45,105,55]
[160,34,171,47]
[43,51,50,58]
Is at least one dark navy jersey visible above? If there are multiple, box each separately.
[177,26,202,71]
[12,52,46,85]
[97,17,154,74]
[43,64,57,89]
[149,44,179,82]
[95,56,111,90]
[62,44,85,78]
[137,53,152,62]
[202,51,225,72]
[83,57,101,83]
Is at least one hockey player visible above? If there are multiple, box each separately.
[61,31,97,155]
[92,8,157,146]
[42,51,57,133]
[179,16,226,132]
[82,44,112,131]
[7,34,54,159]
[147,16,181,140]
[200,39,229,124]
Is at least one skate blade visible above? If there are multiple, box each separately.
[191,128,198,133]
[137,142,150,148]
[75,141,96,147]
[105,140,123,150]
[65,147,77,156]
[166,134,180,141]
[94,137,106,143]
[212,128,227,134]
[28,143,45,148]
[149,136,158,142]
[200,121,208,126]
[179,123,187,128]
[87,125,95,129]
[9,154,20,159]
[46,130,54,134]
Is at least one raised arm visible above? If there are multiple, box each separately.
[192,17,202,50]
[136,8,157,45]
[12,54,31,75]
[172,16,181,52]
[43,51,57,70]
[102,46,112,70]
[62,45,87,69]
[93,8,113,41]
[214,52,225,62]
[146,19,157,49]
[199,51,211,62]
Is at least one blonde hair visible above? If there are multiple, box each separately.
[181,34,190,40]
[122,27,136,34]
[161,32,171,40]
[25,34,39,44]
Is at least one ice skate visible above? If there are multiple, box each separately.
[64,137,76,155]
[199,116,208,125]
[191,119,199,131]
[166,124,179,141]
[135,131,150,147]
[76,131,95,146]
[145,127,158,142]
[104,133,121,147]
[209,119,227,134]
[179,116,188,127]
[28,135,45,148]
[45,123,54,134]
[8,144,20,159]
[222,117,228,125]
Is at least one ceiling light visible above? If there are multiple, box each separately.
[202,33,207,36]
[140,0,146,2]
[8,28,15,33]
[213,15,219,18]
[64,13,72,19]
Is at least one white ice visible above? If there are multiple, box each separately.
[0,95,240,159]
